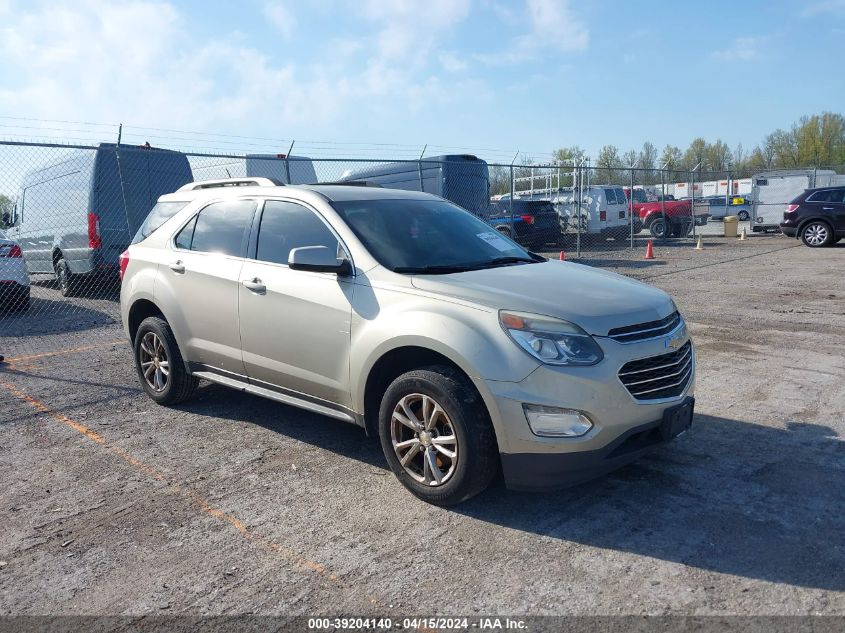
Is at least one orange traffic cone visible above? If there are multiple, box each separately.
[644,240,655,259]
[559,251,566,261]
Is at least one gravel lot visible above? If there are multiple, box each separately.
[1,233,843,617]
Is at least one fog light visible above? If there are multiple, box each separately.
[523,404,593,437]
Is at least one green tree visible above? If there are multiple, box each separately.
[659,145,683,170]
[705,139,731,172]
[683,137,708,171]
[552,145,587,164]
[794,112,845,166]
[766,129,799,167]
[595,144,623,183]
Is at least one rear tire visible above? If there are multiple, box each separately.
[378,365,499,506]
[737,210,750,221]
[649,218,668,239]
[54,257,79,297]
[134,316,199,405]
[800,221,834,248]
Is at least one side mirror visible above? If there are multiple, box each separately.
[289,246,352,275]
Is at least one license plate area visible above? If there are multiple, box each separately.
[661,398,694,440]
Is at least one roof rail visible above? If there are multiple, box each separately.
[177,177,283,191]
[314,180,383,188]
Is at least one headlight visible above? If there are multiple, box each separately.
[499,310,603,366]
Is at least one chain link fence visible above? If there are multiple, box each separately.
[1,138,841,359]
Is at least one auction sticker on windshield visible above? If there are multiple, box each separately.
[477,232,513,251]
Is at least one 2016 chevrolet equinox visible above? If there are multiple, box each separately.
[121,178,695,506]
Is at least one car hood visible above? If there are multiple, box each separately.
[409,260,674,336]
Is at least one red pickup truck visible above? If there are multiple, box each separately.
[624,189,709,238]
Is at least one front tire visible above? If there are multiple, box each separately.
[134,316,199,405]
[737,210,750,221]
[801,221,834,247]
[378,365,499,506]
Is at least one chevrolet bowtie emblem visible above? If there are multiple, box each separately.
[666,327,687,350]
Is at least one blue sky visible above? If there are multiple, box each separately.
[1,0,844,162]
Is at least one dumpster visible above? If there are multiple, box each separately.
[724,215,739,237]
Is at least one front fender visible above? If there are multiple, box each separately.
[349,294,539,414]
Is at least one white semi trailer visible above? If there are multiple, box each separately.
[751,169,839,232]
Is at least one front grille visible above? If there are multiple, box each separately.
[608,311,681,343]
[618,341,693,400]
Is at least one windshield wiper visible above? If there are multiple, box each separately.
[392,264,474,274]
[464,256,538,270]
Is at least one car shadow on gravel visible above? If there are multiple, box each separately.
[0,297,118,337]
[458,414,845,591]
[172,388,844,591]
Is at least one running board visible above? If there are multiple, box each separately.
[191,370,358,425]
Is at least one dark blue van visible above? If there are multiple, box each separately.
[8,143,192,296]
[336,154,490,215]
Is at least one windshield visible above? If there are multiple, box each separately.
[332,198,538,273]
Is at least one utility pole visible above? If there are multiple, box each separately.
[691,162,701,241]
[629,159,640,249]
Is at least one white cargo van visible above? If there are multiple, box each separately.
[503,186,631,239]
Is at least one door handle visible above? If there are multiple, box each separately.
[242,278,266,293]
[168,260,185,273]
[822,207,834,210]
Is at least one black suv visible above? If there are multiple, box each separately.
[781,186,845,247]
[487,199,561,249]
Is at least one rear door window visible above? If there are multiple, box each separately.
[177,200,255,256]
[604,188,618,204]
[807,191,831,202]
[255,200,341,266]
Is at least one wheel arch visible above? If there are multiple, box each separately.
[797,216,834,236]
[127,299,166,345]
[361,345,475,438]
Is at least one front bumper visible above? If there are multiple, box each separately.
[472,330,696,491]
[502,397,693,490]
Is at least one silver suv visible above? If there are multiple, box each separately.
[120,178,695,505]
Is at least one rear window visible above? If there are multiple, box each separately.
[132,201,189,244]
[604,188,619,204]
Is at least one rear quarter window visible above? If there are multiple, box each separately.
[132,201,189,244]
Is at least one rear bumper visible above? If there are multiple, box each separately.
[501,397,694,491]
[781,226,797,237]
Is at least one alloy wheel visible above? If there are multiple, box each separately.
[804,223,828,246]
[139,332,170,392]
[390,393,458,486]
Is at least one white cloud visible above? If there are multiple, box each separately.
[439,52,468,72]
[0,0,490,145]
[801,0,845,17]
[263,1,296,39]
[476,0,589,65]
[525,0,589,52]
[711,37,764,61]
[355,0,472,61]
